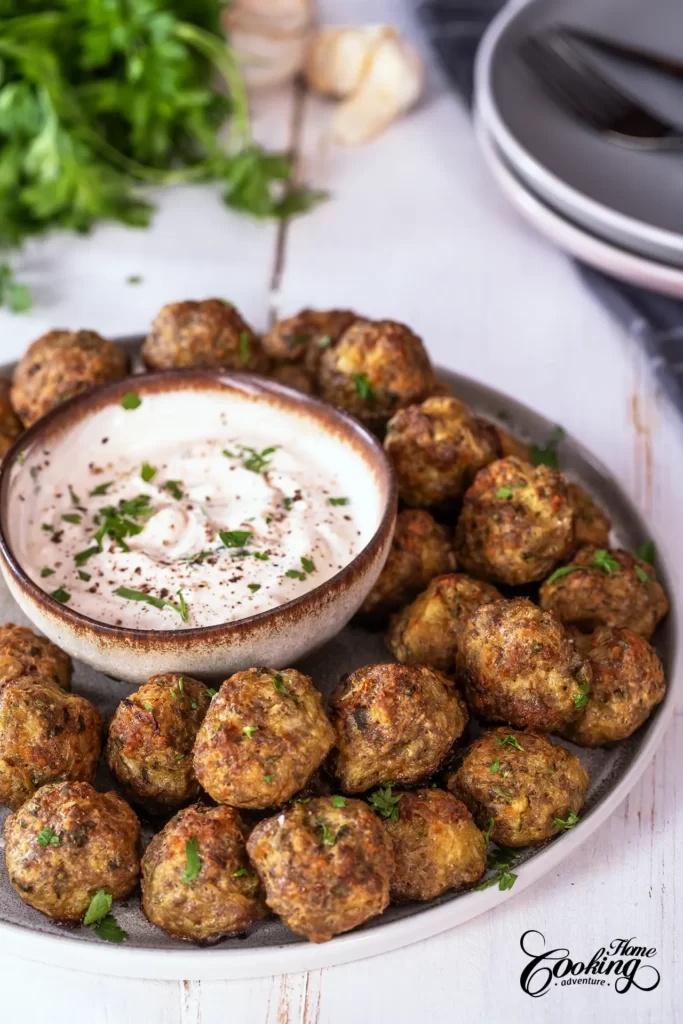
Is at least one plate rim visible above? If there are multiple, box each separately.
[475,0,683,258]
[0,358,678,979]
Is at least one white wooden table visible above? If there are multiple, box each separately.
[0,1,681,1019]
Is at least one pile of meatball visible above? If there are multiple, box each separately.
[0,302,669,946]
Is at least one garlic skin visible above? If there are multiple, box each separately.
[225,0,314,90]
[304,26,425,146]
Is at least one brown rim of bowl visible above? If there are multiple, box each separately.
[0,369,397,641]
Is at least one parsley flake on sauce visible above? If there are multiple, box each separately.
[328,497,349,506]
[121,391,142,410]
[113,587,189,623]
[40,568,55,578]
[50,587,71,604]
[162,479,184,500]
[248,583,261,593]
[141,461,157,482]
[220,530,252,549]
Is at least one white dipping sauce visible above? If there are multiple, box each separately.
[9,387,379,630]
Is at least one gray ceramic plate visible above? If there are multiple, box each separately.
[0,339,677,980]
[477,0,683,266]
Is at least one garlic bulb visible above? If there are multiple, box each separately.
[225,0,314,90]
[304,26,425,146]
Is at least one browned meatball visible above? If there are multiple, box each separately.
[141,804,267,941]
[455,457,575,585]
[246,796,393,942]
[0,679,102,810]
[493,425,532,463]
[5,781,140,921]
[457,598,591,732]
[0,380,22,459]
[560,626,666,747]
[105,674,213,814]
[359,510,456,621]
[447,728,589,847]
[142,299,269,374]
[263,308,360,378]
[0,624,72,691]
[384,398,500,508]
[11,330,128,427]
[567,483,611,550]
[386,573,502,672]
[194,667,334,809]
[318,319,438,432]
[269,362,315,395]
[329,663,468,793]
[539,546,668,640]
[380,788,487,901]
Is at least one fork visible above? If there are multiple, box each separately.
[520,31,683,150]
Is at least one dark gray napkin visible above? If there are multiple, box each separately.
[418,0,683,413]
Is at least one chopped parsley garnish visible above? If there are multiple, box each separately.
[41,523,54,532]
[328,497,349,506]
[127,275,142,285]
[141,462,156,482]
[553,810,579,831]
[243,726,259,737]
[495,735,524,751]
[162,479,184,500]
[92,496,152,553]
[113,587,189,623]
[353,373,373,400]
[253,552,269,561]
[496,487,514,500]
[530,425,564,469]
[205,688,217,698]
[84,889,112,926]
[301,556,316,574]
[89,481,113,496]
[143,703,154,711]
[248,583,261,593]
[50,587,70,604]
[233,868,248,877]
[74,546,100,567]
[37,826,60,847]
[285,569,307,581]
[181,837,201,884]
[283,497,294,512]
[368,786,402,822]
[220,530,252,549]
[224,445,278,474]
[573,682,590,709]
[83,890,128,942]
[489,759,501,774]
[68,486,80,506]
[263,774,274,783]
[474,846,519,892]
[175,753,185,761]
[78,570,91,582]
[93,917,128,943]
[62,513,81,525]
[482,818,495,845]
[635,540,656,565]
[121,391,142,410]
[331,795,346,808]
[239,331,250,365]
[316,816,336,846]
[634,565,650,584]
[273,673,289,695]
[40,568,55,578]
[545,565,579,585]
[318,334,332,348]
[593,549,620,574]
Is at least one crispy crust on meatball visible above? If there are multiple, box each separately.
[359,510,456,621]
[246,796,393,942]
[142,299,269,374]
[447,728,589,847]
[0,380,22,459]
[194,667,335,809]
[329,663,468,793]
[384,398,500,508]
[567,484,611,550]
[318,319,438,431]
[381,788,487,901]
[5,781,139,921]
[268,362,315,395]
[11,330,128,427]
[560,626,666,747]
[263,308,360,378]
[457,598,591,732]
[0,680,102,810]
[0,624,71,691]
[141,804,267,941]
[386,573,502,672]
[455,457,575,585]
[539,546,668,640]
[105,674,213,814]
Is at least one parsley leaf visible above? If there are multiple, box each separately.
[489,759,501,774]
[368,786,402,822]
[37,826,60,847]
[592,549,620,574]
[220,530,251,548]
[84,889,112,926]
[574,682,590,709]
[0,264,32,313]
[93,916,128,943]
[530,426,565,468]
[89,482,113,497]
[353,373,373,400]
[50,587,71,604]
[113,587,189,622]
[243,725,259,737]
[553,810,580,831]
[635,540,656,565]
[316,816,336,846]
[272,673,289,695]
[162,480,184,500]
[62,513,81,525]
[239,331,250,365]
[248,583,261,593]
[331,795,346,808]
[328,497,349,506]
[40,568,55,578]
[181,837,201,884]
[141,462,156,483]
[301,556,316,574]
[495,735,524,751]
[545,565,579,585]
[121,392,142,411]
[634,564,651,584]
[496,487,513,500]
[233,867,247,877]
[285,569,307,581]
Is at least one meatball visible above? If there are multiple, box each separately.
[269,362,315,395]
[105,674,213,814]
[0,380,22,459]
[384,397,500,508]
[0,679,102,810]
[539,546,668,640]
[386,573,502,673]
[329,663,468,793]
[318,319,438,432]
[455,457,575,585]
[358,510,456,621]
[194,667,334,809]
[11,330,128,427]
[567,483,611,550]
[447,728,589,847]
[5,781,140,921]
[457,598,591,732]
[494,424,532,463]
[380,788,487,901]
[141,804,267,941]
[246,796,393,942]
[142,299,269,374]
[560,626,666,747]
[263,308,359,377]
[0,624,71,691]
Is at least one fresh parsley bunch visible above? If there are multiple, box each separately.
[0,0,324,306]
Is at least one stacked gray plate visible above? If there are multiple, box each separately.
[474,0,683,294]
